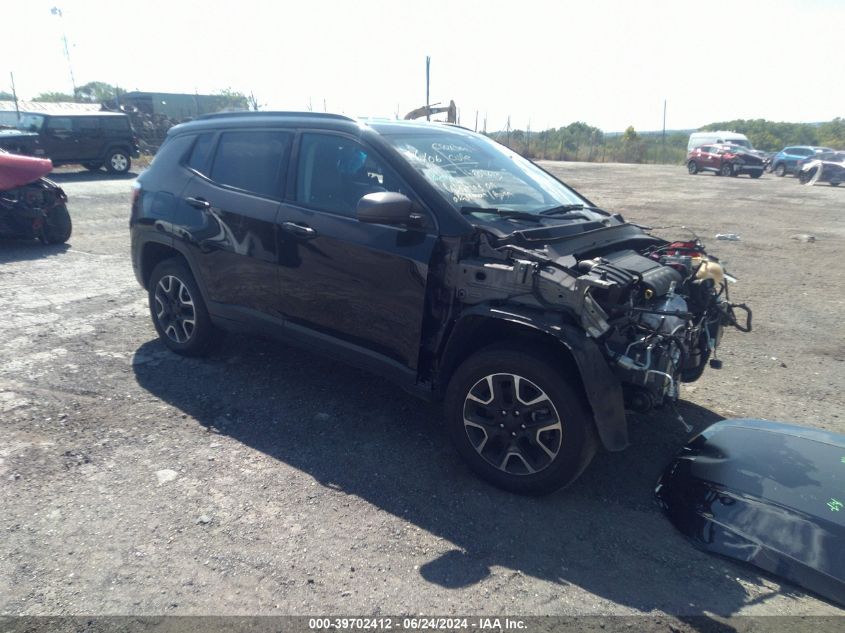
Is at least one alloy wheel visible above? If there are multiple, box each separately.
[154,275,196,344]
[462,373,563,475]
[110,153,129,172]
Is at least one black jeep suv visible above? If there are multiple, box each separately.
[130,112,749,493]
[0,111,139,174]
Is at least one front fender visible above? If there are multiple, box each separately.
[442,305,629,452]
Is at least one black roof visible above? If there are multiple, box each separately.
[169,111,478,139]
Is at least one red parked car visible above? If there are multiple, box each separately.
[687,144,765,178]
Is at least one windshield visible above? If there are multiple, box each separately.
[17,114,44,132]
[383,131,587,214]
[726,139,751,149]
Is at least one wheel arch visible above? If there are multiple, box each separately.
[436,306,628,452]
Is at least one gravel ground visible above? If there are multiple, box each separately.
[1,164,843,619]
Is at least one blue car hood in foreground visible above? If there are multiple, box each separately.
[656,418,844,606]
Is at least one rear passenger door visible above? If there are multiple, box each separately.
[72,117,102,161]
[178,129,293,318]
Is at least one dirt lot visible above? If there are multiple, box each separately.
[1,163,843,620]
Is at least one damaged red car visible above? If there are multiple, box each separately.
[0,149,72,244]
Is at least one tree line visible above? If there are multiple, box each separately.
[490,118,844,164]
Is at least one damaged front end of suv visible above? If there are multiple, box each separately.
[384,127,751,491]
[449,217,751,426]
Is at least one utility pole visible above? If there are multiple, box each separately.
[10,72,20,123]
[506,116,511,147]
[50,7,77,96]
[474,111,478,132]
[425,56,431,121]
[661,99,667,164]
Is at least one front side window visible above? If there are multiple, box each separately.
[17,114,44,132]
[383,131,585,214]
[295,134,408,216]
[209,130,292,198]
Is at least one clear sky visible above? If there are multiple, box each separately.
[2,0,843,132]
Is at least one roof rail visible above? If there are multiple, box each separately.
[196,110,356,122]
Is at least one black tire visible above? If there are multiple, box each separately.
[41,204,72,244]
[798,169,813,185]
[687,161,699,175]
[83,162,103,171]
[719,163,734,177]
[148,258,217,356]
[105,149,131,174]
[774,163,786,177]
[444,344,597,495]
[749,171,762,179]
[830,182,840,187]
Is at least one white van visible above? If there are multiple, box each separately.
[687,131,752,151]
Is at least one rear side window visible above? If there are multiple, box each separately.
[209,131,292,198]
[187,133,215,175]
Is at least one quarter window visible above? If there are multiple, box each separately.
[187,133,215,175]
[209,131,292,198]
[295,133,408,216]
[102,117,130,131]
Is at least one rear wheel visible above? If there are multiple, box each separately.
[105,149,131,174]
[687,161,699,175]
[774,163,787,177]
[148,258,217,356]
[445,344,597,495]
[41,204,72,244]
[719,163,734,177]
[749,171,762,179]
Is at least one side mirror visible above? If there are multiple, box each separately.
[357,192,419,225]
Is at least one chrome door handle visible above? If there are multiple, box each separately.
[281,221,316,237]
[185,196,210,209]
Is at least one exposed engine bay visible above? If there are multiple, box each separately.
[451,227,751,417]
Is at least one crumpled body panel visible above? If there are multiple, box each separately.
[656,418,845,606]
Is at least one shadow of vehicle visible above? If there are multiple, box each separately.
[132,334,806,616]
[0,238,70,263]
[48,170,138,183]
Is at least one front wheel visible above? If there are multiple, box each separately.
[41,204,72,244]
[774,163,787,177]
[83,162,103,171]
[148,258,217,356]
[687,161,699,175]
[105,149,131,174]
[749,171,762,179]
[445,345,596,495]
[719,163,734,177]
